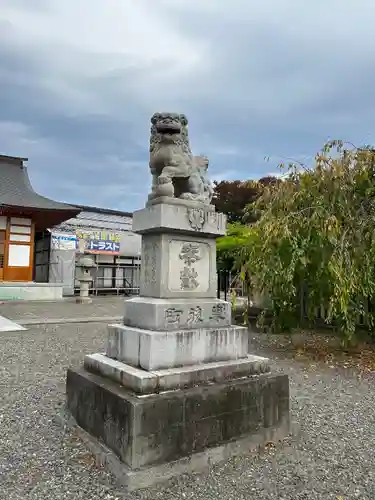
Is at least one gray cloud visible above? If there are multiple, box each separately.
[1,0,375,211]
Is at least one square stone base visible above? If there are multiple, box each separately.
[62,407,289,491]
[84,352,271,394]
[107,323,249,371]
[66,367,290,488]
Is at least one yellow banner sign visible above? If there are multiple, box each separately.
[75,230,120,243]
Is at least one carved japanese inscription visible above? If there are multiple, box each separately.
[179,242,201,265]
[168,239,210,293]
[209,303,227,321]
[142,240,158,289]
[187,306,203,325]
[180,267,199,290]
[165,307,183,326]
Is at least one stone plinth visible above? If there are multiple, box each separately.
[123,297,231,330]
[67,368,290,475]
[65,199,290,489]
[106,323,249,371]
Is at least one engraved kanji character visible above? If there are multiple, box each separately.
[165,307,183,325]
[180,267,199,290]
[209,303,227,321]
[187,306,203,325]
[179,243,201,266]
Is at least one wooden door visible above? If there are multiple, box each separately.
[4,218,34,282]
[0,230,5,281]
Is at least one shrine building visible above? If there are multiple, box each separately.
[0,154,142,301]
[0,154,80,299]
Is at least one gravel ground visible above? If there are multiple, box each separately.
[0,322,375,499]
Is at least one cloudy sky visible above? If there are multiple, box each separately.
[1,0,375,211]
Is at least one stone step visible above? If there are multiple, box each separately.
[107,323,249,371]
[84,352,271,394]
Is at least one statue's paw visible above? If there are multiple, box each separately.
[155,183,174,197]
[179,193,192,200]
[158,176,171,185]
[180,192,200,200]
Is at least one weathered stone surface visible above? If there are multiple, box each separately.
[124,296,231,331]
[132,202,226,237]
[146,196,215,210]
[84,352,271,394]
[66,367,290,470]
[106,324,140,366]
[139,233,218,299]
[148,112,213,204]
[63,409,289,492]
[84,353,158,394]
[107,323,249,371]
[65,112,290,490]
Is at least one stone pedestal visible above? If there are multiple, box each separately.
[66,199,290,490]
[75,280,92,304]
[67,368,289,490]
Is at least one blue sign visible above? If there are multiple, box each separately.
[51,232,77,250]
[85,239,120,255]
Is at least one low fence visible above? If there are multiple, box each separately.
[74,263,141,296]
[79,268,245,300]
[217,270,247,303]
[75,267,244,299]
[71,264,371,328]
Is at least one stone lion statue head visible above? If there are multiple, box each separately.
[150,112,187,133]
[149,112,188,151]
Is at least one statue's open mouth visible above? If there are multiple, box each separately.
[156,123,181,134]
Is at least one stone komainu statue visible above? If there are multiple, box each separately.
[148,112,213,204]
